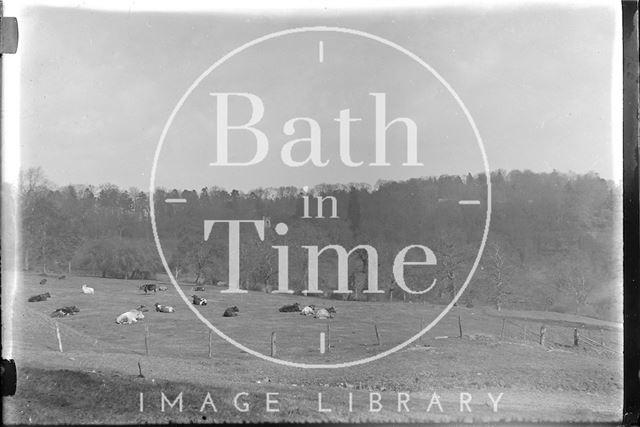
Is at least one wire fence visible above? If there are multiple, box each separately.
[494,315,622,356]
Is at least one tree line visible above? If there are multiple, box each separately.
[19,167,621,321]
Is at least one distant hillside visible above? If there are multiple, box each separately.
[18,167,622,321]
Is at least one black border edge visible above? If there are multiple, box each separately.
[622,0,640,425]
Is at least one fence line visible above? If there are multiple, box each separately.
[503,318,540,340]
[499,316,621,355]
[580,334,622,354]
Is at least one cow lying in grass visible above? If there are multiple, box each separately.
[57,275,66,280]
[194,286,205,292]
[300,305,316,316]
[39,279,47,285]
[115,305,148,325]
[155,303,175,313]
[192,295,207,306]
[279,302,300,312]
[140,284,157,294]
[28,292,51,302]
[158,286,168,291]
[81,284,94,294]
[313,307,336,319]
[51,306,79,317]
[223,306,239,317]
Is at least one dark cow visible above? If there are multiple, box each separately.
[140,284,158,294]
[39,278,47,285]
[223,306,239,317]
[51,306,80,317]
[192,295,207,306]
[279,302,301,312]
[194,286,205,292]
[57,275,66,280]
[28,292,51,302]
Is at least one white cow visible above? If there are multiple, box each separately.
[115,308,145,325]
[300,305,316,316]
[155,303,175,313]
[314,308,333,319]
[81,284,95,295]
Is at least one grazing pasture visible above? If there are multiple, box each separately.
[4,273,623,423]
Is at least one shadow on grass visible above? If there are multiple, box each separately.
[3,367,300,424]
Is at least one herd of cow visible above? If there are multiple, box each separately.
[26,280,245,324]
[27,279,337,327]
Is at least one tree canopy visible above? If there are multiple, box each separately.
[17,167,622,321]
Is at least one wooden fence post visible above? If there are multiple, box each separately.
[208,330,213,358]
[271,332,277,357]
[326,323,331,352]
[374,324,381,346]
[144,325,150,356]
[573,328,579,347]
[55,322,63,352]
[539,325,546,346]
[500,318,506,338]
[458,315,463,338]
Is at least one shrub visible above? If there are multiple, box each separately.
[73,239,160,279]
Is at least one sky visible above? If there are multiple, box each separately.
[5,0,621,192]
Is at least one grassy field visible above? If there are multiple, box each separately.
[3,272,623,423]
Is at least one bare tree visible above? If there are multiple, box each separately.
[557,251,594,315]
[433,229,469,303]
[484,242,515,311]
[19,167,52,196]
